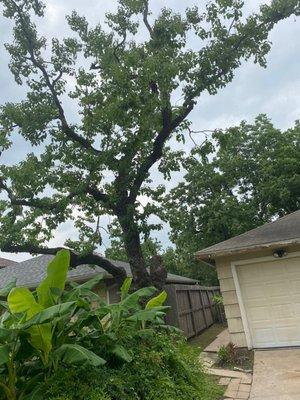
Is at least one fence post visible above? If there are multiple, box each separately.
[187,289,196,337]
[199,289,208,329]
[164,285,180,328]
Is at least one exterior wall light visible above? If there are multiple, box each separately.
[273,249,287,258]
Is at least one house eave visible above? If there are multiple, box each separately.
[196,238,300,263]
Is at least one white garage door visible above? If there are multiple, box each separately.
[237,256,300,348]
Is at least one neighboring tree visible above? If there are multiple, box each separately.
[0,0,299,288]
[164,115,300,283]
[162,246,219,286]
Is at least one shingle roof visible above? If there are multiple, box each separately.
[0,257,18,268]
[0,254,197,289]
[196,210,300,260]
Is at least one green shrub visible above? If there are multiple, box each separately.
[44,332,223,400]
[217,342,238,366]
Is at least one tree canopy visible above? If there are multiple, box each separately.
[163,115,300,284]
[0,0,299,287]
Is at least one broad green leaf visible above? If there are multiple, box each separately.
[120,277,132,300]
[65,275,105,302]
[111,345,132,362]
[146,290,167,309]
[55,344,106,367]
[8,287,42,316]
[121,286,156,309]
[127,307,169,323]
[37,249,70,307]
[28,324,52,363]
[7,287,52,361]
[0,344,9,365]
[21,302,76,329]
[73,274,104,291]
[0,279,16,297]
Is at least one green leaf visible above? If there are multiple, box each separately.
[7,287,52,361]
[28,324,52,362]
[120,277,132,301]
[8,287,42,316]
[121,287,156,309]
[0,279,16,297]
[0,327,12,341]
[21,302,76,329]
[37,249,70,307]
[127,307,169,323]
[0,344,10,365]
[73,274,104,291]
[111,345,132,362]
[146,290,167,309]
[55,344,106,367]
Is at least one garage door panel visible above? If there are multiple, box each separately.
[236,257,300,348]
[276,325,299,344]
[252,327,276,346]
[265,282,289,299]
[238,268,263,283]
[247,306,271,322]
[292,303,300,315]
[290,279,300,293]
[241,284,266,301]
[271,304,294,320]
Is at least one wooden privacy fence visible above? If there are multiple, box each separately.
[164,284,223,339]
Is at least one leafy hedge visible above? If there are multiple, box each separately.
[45,333,223,400]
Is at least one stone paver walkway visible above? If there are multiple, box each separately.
[200,328,252,399]
[250,349,300,400]
[219,375,252,399]
[205,328,230,352]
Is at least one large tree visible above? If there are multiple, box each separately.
[164,115,300,284]
[0,0,299,288]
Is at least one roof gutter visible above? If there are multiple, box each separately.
[196,238,300,263]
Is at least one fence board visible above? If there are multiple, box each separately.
[165,284,222,339]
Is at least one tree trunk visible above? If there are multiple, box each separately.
[119,207,167,290]
[118,209,152,288]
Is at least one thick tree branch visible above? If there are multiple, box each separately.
[1,243,127,283]
[128,103,193,202]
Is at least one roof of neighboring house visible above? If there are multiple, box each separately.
[0,257,18,268]
[0,254,197,289]
[196,210,300,261]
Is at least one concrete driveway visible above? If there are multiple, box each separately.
[250,349,300,399]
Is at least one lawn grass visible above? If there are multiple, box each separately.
[188,324,226,356]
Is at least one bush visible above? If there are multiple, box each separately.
[44,332,223,400]
[217,342,238,366]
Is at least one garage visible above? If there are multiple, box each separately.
[196,210,300,349]
[235,255,300,348]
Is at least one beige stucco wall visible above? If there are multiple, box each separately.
[215,243,300,348]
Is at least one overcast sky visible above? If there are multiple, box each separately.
[0,0,299,262]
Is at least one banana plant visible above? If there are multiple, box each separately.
[0,250,171,400]
[0,250,105,400]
